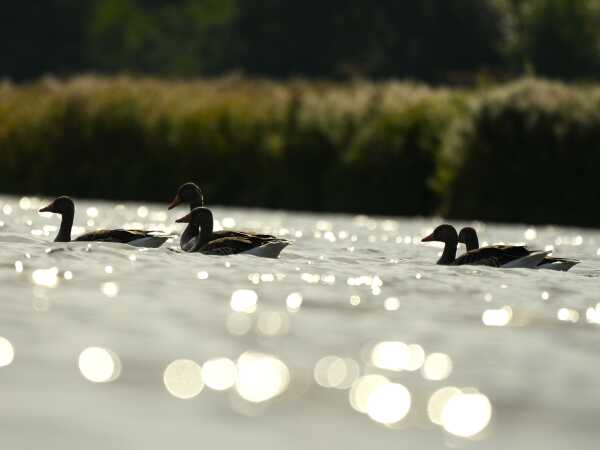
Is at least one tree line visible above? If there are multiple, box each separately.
[2,0,600,83]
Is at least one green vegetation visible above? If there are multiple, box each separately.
[3,0,600,83]
[1,76,599,225]
[436,79,600,226]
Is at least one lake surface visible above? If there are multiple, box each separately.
[0,195,598,450]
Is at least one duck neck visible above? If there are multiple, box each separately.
[437,238,457,265]
[184,209,214,252]
[181,222,196,249]
[55,210,73,242]
[190,197,203,210]
[195,209,214,249]
[180,198,205,248]
[467,234,479,252]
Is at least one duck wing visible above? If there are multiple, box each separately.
[199,234,290,256]
[537,257,580,271]
[453,245,532,267]
[74,229,169,247]
[212,230,278,241]
[199,236,259,255]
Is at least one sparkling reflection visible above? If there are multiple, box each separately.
[384,297,400,311]
[422,353,453,381]
[405,344,425,371]
[350,295,361,306]
[441,390,492,438]
[230,289,258,314]
[101,282,119,298]
[257,311,290,336]
[286,292,303,312]
[349,374,390,413]
[524,228,537,240]
[0,337,15,367]
[202,358,237,391]
[371,341,408,371]
[557,308,580,323]
[314,356,360,389]
[163,359,204,399]
[371,341,424,372]
[32,267,59,288]
[367,382,411,425]
[226,312,253,336]
[86,207,99,218]
[482,306,512,327]
[586,304,600,324]
[235,352,290,403]
[428,386,462,425]
[19,197,32,210]
[78,347,122,383]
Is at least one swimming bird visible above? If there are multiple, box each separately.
[168,182,280,249]
[422,224,550,267]
[175,207,289,257]
[458,227,579,271]
[168,182,204,211]
[39,196,170,247]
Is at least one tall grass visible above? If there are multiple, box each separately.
[1,76,598,225]
[435,79,600,226]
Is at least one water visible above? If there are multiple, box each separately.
[0,195,599,449]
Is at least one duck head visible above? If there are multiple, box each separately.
[458,227,479,251]
[175,207,212,226]
[422,224,459,265]
[39,196,74,216]
[168,182,204,210]
[421,224,458,244]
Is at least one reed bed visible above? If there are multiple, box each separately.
[1,76,598,225]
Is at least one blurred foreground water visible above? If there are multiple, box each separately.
[0,195,599,449]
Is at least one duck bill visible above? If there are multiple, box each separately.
[421,233,435,242]
[175,213,192,223]
[39,202,55,213]
[168,194,183,210]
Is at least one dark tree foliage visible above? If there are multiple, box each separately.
[232,0,505,81]
[1,0,600,82]
[0,1,94,79]
[504,0,600,79]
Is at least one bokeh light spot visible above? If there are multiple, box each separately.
[202,358,237,391]
[163,359,204,399]
[366,383,412,425]
[441,391,492,438]
[0,337,15,367]
[236,352,290,403]
[78,347,122,383]
[230,289,258,313]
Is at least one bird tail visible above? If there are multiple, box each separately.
[242,240,290,258]
[502,251,550,268]
[537,258,580,272]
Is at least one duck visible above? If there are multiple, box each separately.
[458,227,579,271]
[422,224,551,267]
[175,207,289,258]
[168,182,204,211]
[168,182,280,249]
[39,196,170,247]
